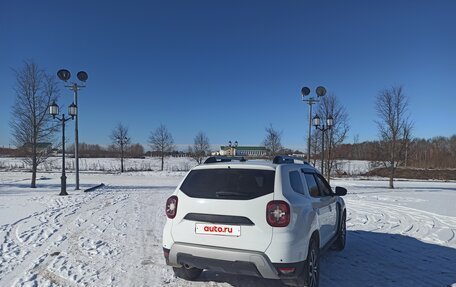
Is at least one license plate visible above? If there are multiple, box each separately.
[195,224,241,237]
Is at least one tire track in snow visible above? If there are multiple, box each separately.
[114,187,176,287]
[1,198,95,278]
[45,190,130,286]
[346,198,456,248]
[20,187,139,287]
[321,197,456,287]
[0,190,115,286]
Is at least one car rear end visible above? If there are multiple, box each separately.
[163,162,289,279]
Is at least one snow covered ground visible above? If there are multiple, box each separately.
[1,168,455,286]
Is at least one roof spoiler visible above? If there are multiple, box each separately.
[273,155,309,165]
[204,156,247,164]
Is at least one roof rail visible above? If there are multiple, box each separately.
[204,156,247,164]
[273,155,309,165]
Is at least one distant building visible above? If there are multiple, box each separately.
[218,145,267,157]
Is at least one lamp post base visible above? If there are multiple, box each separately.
[60,175,68,196]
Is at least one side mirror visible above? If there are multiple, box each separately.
[335,186,347,196]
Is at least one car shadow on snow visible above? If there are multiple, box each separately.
[320,230,456,287]
[193,230,456,287]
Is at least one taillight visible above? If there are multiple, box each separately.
[166,196,178,219]
[266,200,290,227]
[278,267,296,274]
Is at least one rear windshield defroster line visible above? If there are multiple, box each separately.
[180,169,275,200]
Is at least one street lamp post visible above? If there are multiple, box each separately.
[57,69,88,190]
[49,101,77,196]
[227,140,238,156]
[301,86,327,163]
[312,114,333,177]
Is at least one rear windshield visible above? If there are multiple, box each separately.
[180,168,275,200]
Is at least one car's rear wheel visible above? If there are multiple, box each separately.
[304,238,320,287]
[173,265,203,280]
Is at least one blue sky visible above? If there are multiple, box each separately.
[1,0,455,151]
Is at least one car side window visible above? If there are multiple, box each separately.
[303,173,320,198]
[315,174,332,197]
[289,170,304,195]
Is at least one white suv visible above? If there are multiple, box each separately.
[162,156,347,287]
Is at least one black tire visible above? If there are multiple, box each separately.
[172,265,203,280]
[332,211,346,251]
[304,238,320,287]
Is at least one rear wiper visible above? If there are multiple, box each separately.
[215,191,251,198]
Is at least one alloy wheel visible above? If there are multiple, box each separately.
[308,245,319,287]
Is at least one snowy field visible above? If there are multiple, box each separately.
[0,157,196,173]
[0,157,372,175]
[0,160,455,286]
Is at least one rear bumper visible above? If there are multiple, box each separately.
[166,242,280,279]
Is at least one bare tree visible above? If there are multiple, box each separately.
[353,134,360,159]
[188,132,210,164]
[402,120,413,167]
[10,60,59,188]
[375,86,413,189]
[310,129,321,167]
[317,94,350,181]
[110,122,130,172]
[148,124,174,171]
[263,124,283,157]
[129,143,145,158]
